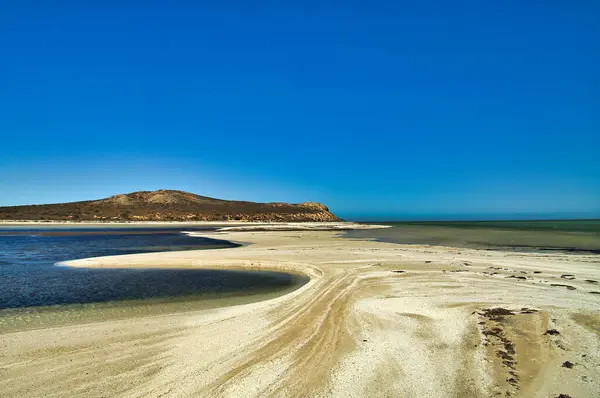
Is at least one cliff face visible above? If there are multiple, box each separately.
[0,190,341,222]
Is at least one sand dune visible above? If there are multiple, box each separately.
[1,230,599,397]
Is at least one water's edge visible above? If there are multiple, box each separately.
[0,229,310,333]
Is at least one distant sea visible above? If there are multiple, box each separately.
[346,219,600,254]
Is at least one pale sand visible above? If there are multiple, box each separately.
[1,230,599,397]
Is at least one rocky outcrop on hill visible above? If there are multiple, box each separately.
[0,190,341,222]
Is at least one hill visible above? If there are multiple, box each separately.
[0,190,341,222]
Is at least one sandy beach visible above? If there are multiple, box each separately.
[1,229,599,397]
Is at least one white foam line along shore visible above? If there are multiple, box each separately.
[0,220,390,228]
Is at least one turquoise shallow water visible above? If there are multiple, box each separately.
[0,227,307,309]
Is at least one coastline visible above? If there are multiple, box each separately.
[0,280,307,334]
[2,229,599,397]
[0,220,389,228]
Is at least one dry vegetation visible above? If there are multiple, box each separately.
[0,190,340,222]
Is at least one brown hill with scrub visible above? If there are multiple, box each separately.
[0,190,341,222]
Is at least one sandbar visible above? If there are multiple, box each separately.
[1,229,599,397]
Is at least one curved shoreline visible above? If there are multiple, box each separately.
[61,231,325,279]
[3,230,600,397]
[0,230,310,329]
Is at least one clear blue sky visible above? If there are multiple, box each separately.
[1,1,599,220]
